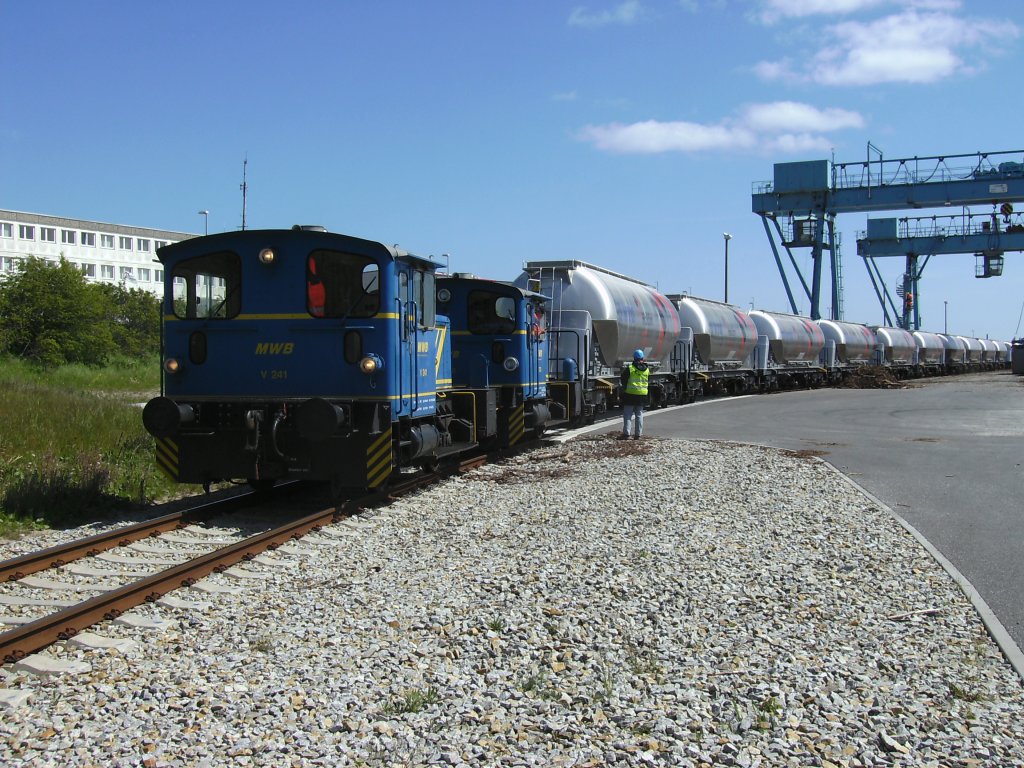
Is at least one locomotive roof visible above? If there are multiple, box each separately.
[438,274,549,301]
[155,228,444,269]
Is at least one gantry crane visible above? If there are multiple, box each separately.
[752,146,1024,328]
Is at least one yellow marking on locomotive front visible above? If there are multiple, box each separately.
[155,437,179,480]
[508,403,525,446]
[255,342,294,355]
[435,324,447,375]
[366,428,393,488]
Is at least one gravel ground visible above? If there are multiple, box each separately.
[1,436,1023,767]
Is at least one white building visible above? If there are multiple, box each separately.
[0,209,195,297]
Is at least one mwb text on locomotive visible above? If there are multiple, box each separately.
[142,227,1009,492]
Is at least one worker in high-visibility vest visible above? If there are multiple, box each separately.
[619,349,650,440]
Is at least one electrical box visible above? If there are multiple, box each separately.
[773,160,829,193]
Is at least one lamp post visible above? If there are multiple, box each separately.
[944,300,948,334]
[723,233,732,303]
[198,210,209,236]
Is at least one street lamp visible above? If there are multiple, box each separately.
[723,233,732,303]
[198,210,209,236]
[944,300,948,334]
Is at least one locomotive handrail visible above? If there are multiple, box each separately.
[410,298,420,414]
[394,295,405,416]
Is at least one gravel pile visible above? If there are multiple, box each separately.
[2,436,1023,767]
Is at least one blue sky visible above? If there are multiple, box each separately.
[4,0,1022,339]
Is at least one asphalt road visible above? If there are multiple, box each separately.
[634,371,1024,651]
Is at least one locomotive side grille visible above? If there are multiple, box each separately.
[508,403,525,446]
[155,437,179,480]
[366,427,393,488]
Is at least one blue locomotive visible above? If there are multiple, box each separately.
[142,227,550,493]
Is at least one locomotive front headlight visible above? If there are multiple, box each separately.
[502,356,520,372]
[163,357,182,374]
[258,248,276,265]
[359,354,385,374]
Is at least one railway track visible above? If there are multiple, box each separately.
[0,455,488,665]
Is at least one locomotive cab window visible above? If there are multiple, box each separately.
[172,251,241,319]
[307,250,379,318]
[468,290,516,335]
[413,270,436,328]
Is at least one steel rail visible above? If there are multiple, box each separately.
[0,501,344,664]
[0,491,261,583]
[0,459,487,664]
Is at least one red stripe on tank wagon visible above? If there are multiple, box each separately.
[733,309,749,353]
[652,293,670,351]
[802,319,813,356]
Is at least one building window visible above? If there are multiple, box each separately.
[81,263,96,277]
[19,225,34,240]
[155,269,163,282]
[119,236,132,250]
[101,264,114,279]
[155,240,167,250]
[1,223,11,238]
[120,266,134,281]
[1,257,19,271]
[138,268,151,281]
[61,229,77,245]
[136,238,150,252]
[101,234,114,248]
[40,227,56,242]
[81,232,96,246]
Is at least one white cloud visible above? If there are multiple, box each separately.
[742,102,865,132]
[568,0,644,27]
[756,0,888,24]
[578,120,755,153]
[552,91,579,102]
[755,8,1018,85]
[577,101,863,155]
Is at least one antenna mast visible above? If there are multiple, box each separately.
[240,156,248,231]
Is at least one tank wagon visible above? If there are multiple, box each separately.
[872,326,918,373]
[912,331,950,373]
[514,260,683,416]
[665,295,758,395]
[817,319,877,378]
[746,310,827,387]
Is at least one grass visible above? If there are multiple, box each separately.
[0,354,202,536]
[381,687,440,715]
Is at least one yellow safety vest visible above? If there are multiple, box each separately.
[624,364,649,396]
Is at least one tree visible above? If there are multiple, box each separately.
[90,282,161,359]
[0,257,116,366]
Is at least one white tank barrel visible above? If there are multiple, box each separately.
[979,338,999,362]
[668,295,758,367]
[817,320,877,364]
[517,261,680,367]
[872,326,916,365]
[912,330,947,364]
[940,334,965,365]
[957,335,983,363]
[747,310,825,364]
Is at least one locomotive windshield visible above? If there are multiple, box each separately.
[307,249,380,318]
[468,289,516,335]
[172,251,241,319]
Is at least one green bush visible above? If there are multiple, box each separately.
[0,256,160,367]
